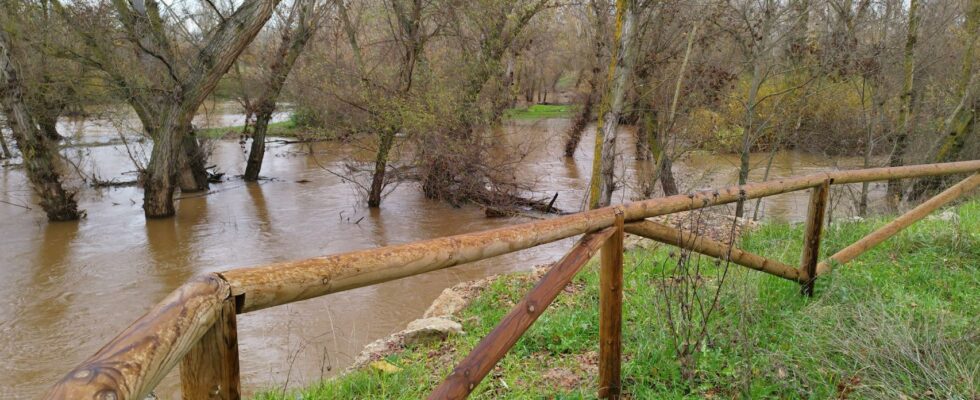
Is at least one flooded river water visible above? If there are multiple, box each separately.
[0,112,886,398]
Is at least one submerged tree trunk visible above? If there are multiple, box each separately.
[564,0,608,157]
[244,102,275,181]
[49,0,282,217]
[0,130,10,158]
[735,61,764,218]
[366,0,426,208]
[588,0,638,209]
[886,0,919,209]
[650,20,698,198]
[178,130,209,192]
[133,0,281,217]
[565,92,596,157]
[244,0,317,182]
[368,126,396,207]
[0,29,80,221]
[37,111,62,141]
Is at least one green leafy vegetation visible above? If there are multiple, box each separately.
[255,199,979,399]
[199,120,299,139]
[504,104,575,120]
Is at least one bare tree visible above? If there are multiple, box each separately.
[0,27,80,221]
[564,0,609,157]
[885,0,919,209]
[587,0,642,209]
[366,0,433,207]
[52,0,282,218]
[243,0,324,181]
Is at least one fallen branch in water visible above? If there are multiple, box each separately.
[0,198,32,210]
[482,192,567,218]
[91,179,139,188]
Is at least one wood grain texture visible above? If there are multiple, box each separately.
[816,173,980,276]
[427,228,616,399]
[598,209,624,399]
[180,298,240,399]
[44,274,230,400]
[800,180,830,296]
[625,220,801,282]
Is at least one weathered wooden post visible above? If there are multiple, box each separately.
[598,208,624,398]
[180,297,241,399]
[800,180,830,296]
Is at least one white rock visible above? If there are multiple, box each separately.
[402,317,463,345]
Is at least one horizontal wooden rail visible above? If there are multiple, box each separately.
[428,227,616,399]
[222,160,980,313]
[45,275,230,400]
[815,173,980,276]
[43,161,980,400]
[625,220,802,282]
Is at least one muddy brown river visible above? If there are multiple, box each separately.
[0,112,886,398]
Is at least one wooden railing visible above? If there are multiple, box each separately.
[43,161,980,400]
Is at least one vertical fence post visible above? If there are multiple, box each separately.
[180,297,241,399]
[800,180,830,296]
[598,208,625,398]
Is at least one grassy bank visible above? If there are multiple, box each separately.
[199,120,300,139]
[257,200,979,399]
[504,104,575,120]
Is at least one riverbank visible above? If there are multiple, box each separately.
[197,104,575,140]
[254,199,979,399]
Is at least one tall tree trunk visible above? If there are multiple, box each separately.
[0,29,80,221]
[735,61,764,218]
[0,129,10,158]
[367,0,425,208]
[244,0,317,182]
[136,0,281,217]
[652,20,699,198]
[178,130,209,192]
[244,102,275,181]
[368,126,396,207]
[143,109,189,218]
[565,92,595,157]
[588,0,638,209]
[564,0,608,157]
[910,0,979,198]
[886,0,919,209]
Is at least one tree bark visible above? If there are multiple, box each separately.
[588,0,638,209]
[244,103,274,181]
[366,0,426,207]
[37,111,62,141]
[0,29,80,221]
[368,126,396,207]
[178,130,209,192]
[886,0,919,209]
[565,0,608,158]
[910,0,979,198]
[565,91,596,157]
[735,61,764,218]
[244,0,317,182]
[131,0,281,217]
[0,129,10,159]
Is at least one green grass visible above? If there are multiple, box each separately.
[504,104,575,120]
[256,199,980,399]
[199,120,300,139]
